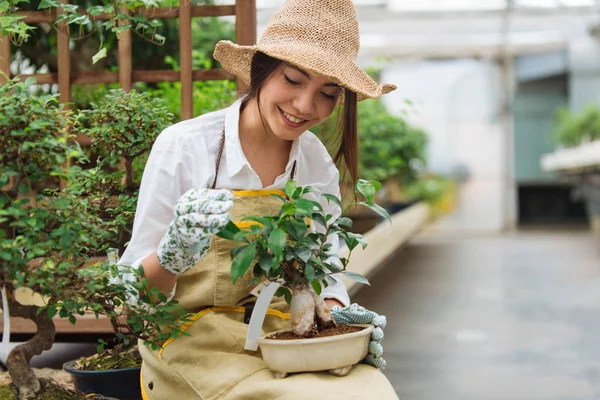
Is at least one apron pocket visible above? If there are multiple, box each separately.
[159,310,269,400]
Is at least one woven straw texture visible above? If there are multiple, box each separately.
[213,0,396,100]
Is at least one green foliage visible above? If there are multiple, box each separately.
[218,179,389,303]
[554,103,600,148]
[138,51,237,121]
[1,0,170,58]
[317,98,428,185]
[69,88,174,252]
[404,175,452,204]
[1,77,185,392]
[3,0,234,68]
[0,77,79,193]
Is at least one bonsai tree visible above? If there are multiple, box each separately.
[217,179,389,337]
[69,88,175,255]
[0,78,183,399]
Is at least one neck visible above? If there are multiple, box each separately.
[239,97,292,153]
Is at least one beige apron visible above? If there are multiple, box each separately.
[139,132,399,400]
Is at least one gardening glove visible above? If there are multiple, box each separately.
[330,303,387,369]
[157,188,233,275]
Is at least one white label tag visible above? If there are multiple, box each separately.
[250,282,267,298]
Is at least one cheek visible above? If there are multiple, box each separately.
[315,100,338,122]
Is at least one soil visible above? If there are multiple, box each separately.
[0,378,87,400]
[76,345,141,371]
[268,325,365,340]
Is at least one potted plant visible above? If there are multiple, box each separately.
[0,77,184,399]
[59,88,177,399]
[60,253,188,400]
[217,179,389,377]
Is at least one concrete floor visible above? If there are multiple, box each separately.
[353,229,600,400]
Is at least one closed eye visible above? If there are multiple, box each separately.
[284,75,300,86]
[321,92,337,100]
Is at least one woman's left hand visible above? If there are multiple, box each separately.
[329,303,387,370]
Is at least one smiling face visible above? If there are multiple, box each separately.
[257,63,342,141]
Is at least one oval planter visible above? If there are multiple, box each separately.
[63,360,141,400]
[256,324,373,374]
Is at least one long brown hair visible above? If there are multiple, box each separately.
[241,51,359,185]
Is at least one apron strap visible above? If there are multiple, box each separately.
[211,126,298,189]
[211,127,226,190]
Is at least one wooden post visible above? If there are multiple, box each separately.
[179,0,193,120]
[0,35,10,84]
[57,0,71,105]
[235,0,256,94]
[118,8,132,92]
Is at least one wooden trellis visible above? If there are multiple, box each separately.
[0,0,256,133]
[0,1,256,337]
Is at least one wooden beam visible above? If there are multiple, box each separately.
[0,35,10,84]
[180,1,193,120]
[20,5,235,24]
[20,69,231,85]
[18,69,236,85]
[118,8,132,92]
[235,0,256,93]
[0,314,114,335]
[57,0,71,105]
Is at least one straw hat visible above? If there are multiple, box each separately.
[213,0,396,101]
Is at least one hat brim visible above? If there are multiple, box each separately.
[214,40,396,101]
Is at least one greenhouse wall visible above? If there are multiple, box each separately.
[381,58,505,231]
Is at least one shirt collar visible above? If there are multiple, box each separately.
[224,97,302,180]
[224,98,246,178]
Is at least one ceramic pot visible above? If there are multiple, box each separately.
[256,324,373,374]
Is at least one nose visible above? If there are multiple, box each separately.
[292,90,315,118]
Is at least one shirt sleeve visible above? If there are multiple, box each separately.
[313,168,351,307]
[116,127,202,300]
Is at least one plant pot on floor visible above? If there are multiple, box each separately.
[63,360,141,400]
[256,324,373,377]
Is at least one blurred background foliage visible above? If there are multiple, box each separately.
[4,2,451,218]
[554,103,600,148]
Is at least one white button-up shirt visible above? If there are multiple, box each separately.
[119,98,350,306]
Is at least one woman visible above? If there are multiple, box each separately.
[120,0,398,398]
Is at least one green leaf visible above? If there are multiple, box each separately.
[216,220,241,240]
[283,288,292,305]
[68,315,76,325]
[258,253,273,273]
[268,228,286,258]
[322,193,342,210]
[356,179,377,203]
[294,246,312,263]
[241,216,273,228]
[269,193,287,203]
[301,185,317,196]
[92,48,107,64]
[358,201,391,222]
[284,180,297,198]
[230,243,257,284]
[337,217,353,228]
[304,264,315,283]
[311,279,322,295]
[311,212,326,228]
[295,198,322,213]
[342,271,370,285]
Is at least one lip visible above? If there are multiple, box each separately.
[278,107,309,128]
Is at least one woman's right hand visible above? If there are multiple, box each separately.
[157,188,234,275]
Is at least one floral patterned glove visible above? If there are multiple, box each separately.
[330,303,387,369]
[157,188,233,275]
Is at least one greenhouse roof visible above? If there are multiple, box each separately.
[251,0,600,59]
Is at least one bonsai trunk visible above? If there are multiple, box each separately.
[290,283,335,337]
[4,299,56,400]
